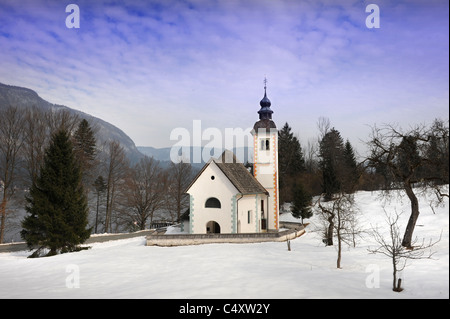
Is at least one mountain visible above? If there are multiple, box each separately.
[0,83,144,163]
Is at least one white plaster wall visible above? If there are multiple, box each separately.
[237,194,268,233]
[253,131,279,231]
[187,162,237,234]
[237,195,256,233]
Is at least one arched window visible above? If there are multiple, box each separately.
[205,197,221,208]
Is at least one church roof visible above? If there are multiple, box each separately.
[185,150,268,196]
[253,118,277,131]
[214,150,268,195]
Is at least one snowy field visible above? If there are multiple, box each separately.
[0,188,448,299]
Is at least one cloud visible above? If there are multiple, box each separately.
[0,0,448,153]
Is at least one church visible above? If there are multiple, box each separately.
[182,83,279,234]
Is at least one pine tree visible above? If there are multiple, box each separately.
[319,128,345,200]
[21,129,91,257]
[278,122,305,176]
[342,139,358,192]
[278,122,305,202]
[73,119,97,191]
[290,182,313,224]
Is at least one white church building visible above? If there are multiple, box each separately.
[182,84,279,234]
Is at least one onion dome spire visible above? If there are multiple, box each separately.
[258,77,273,120]
[253,77,277,131]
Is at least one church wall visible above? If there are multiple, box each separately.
[187,162,237,234]
[237,195,256,233]
[237,194,268,233]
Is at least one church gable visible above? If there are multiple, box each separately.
[186,161,238,234]
[186,159,239,197]
[185,151,269,234]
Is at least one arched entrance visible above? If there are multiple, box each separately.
[206,221,221,234]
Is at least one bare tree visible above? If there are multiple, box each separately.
[335,193,363,268]
[22,106,48,186]
[304,138,318,173]
[316,194,335,246]
[122,156,167,230]
[45,108,80,135]
[165,160,193,223]
[368,209,441,292]
[0,106,25,243]
[316,192,362,268]
[22,107,82,187]
[366,119,448,248]
[102,140,129,233]
[92,175,106,233]
[317,116,331,142]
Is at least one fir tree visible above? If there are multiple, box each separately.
[278,122,305,202]
[290,182,313,224]
[73,119,97,191]
[21,129,91,257]
[278,122,305,176]
[73,119,96,162]
[319,128,345,200]
[342,139,359,192]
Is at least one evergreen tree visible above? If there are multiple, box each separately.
[290,182,313,224]
[342,139,359,192]
[343,140,357,171]
[278,122,305,202]
[73,119,97,191]
[21,129,91,257]
[319,128,345,200]
[278,122,305,176]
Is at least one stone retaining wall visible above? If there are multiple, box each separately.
[146,222,305,247]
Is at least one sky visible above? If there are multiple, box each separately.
[0,0,448,157]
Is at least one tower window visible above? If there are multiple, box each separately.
[205,197,221,208]
[260,138,270,150]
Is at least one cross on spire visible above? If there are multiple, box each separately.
[263,76,268,91]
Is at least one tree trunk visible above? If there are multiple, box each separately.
[0,197,7,243]
[392,259,397,291]
[337,240,342,268]
[104,185,111,233]
[393,260,403,292]
[402,181,420,248]
[95,193,100,233]
[336,210,342,268]
[327,215,334,246]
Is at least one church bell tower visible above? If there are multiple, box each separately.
[251,79,279,231]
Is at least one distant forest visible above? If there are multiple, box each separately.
[0,105,448,245]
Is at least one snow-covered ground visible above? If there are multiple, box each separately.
[0,188,448,299]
